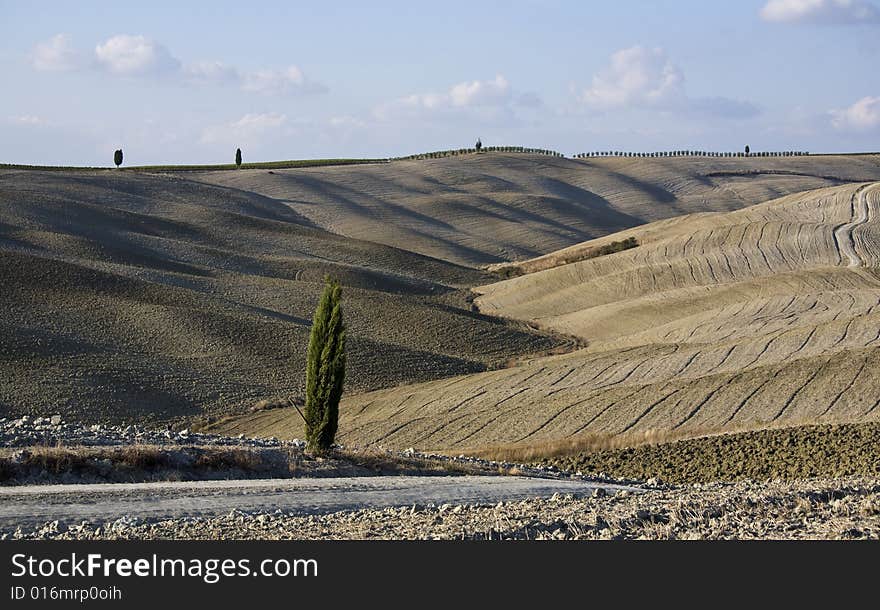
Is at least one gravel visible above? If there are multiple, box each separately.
[7,477,879,540]
[0,415,296,449]
[0,416,643,487]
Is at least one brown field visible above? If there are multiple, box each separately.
[193,153,880,266]
[210,180,880,451]
[4,153,880,445]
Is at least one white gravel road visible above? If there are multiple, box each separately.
[0,476,641,530]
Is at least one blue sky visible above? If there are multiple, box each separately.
[1,0,878,165]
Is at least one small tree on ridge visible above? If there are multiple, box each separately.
[235,148,242,168]
[114,149,123,168]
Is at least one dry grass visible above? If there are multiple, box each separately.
[333,447,494,477]
[464,427,716,463]
[0,444,508,485]
[249,396,304,414]
[0,445,296,485]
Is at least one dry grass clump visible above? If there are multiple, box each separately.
[250,396,304,414]
[490,237,639,278]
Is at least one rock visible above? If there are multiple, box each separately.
[50,415,62,426]
[646,477,664,487]
[593,487,607,498]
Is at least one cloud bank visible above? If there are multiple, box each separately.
[31,34,325,95]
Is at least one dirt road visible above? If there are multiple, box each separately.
[834,184,873,267]
[0,476,640,530]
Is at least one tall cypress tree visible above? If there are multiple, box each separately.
[235,148,242,168]
[114,149,123,168]
[304,277,346,453]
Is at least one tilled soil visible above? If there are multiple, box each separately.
[6,155,880,428]
[0,168,564,424]
[9,477,880,540]
[245,183,880,450]
[541,422,880,484]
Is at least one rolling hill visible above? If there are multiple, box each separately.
[193,153,880,266]
[0,168,562,423]
[3,153,880,428]
[214,181,880,451]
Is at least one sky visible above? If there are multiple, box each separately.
[1,0,879,165]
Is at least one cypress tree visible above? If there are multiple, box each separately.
[114,149,123,168]
[304,277,346,453]
[235,148,242,168]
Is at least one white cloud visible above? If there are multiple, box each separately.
[94,34,180,75]
[831,96,880,129]
[575,46,759,120]
[31,34,81,71]
[448,75,511,107]
[182,62,325,95]
[404,75,510,110]
[30,33,326,95]
[578,46,684,109]
[200,112,288,146]
[241,65,326,95]
[375,75,532,124]
[760,0,880,24]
